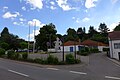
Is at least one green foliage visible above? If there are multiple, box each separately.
[0,48,5,57]
[14,53,20,59]
[0,42,9,50]
[7,50,15,59]
[98,23,109,34]
[103,48,109,52]
[65,28,78,41]
[90,48,99,53]
[22,53,28,60]
[66,54,75,64]
[20,42,28,49]
[36,23,57,51]
[47,55,59,64]
[34,58,43,64]
[114,23,120,31]
[77,47,90,56]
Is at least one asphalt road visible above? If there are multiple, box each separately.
[0,53,120,80]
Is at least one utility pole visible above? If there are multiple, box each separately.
[33,21,36,54]
[62,38,64,62]
[28,24,30,54]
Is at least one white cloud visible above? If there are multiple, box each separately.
[22,6,26,11]
[85,0,98,9]
[56,0,75,11]
[19,18,26,21]
[13,22,20,25]
[50,1,55,5]
[82,17,90,22]
[2,12,20,19]
[25,0,43,10]
[72,17,75,19]
[28,19,45,28]
[72,17,80,23]
[28,19,45,41]
[3,6,8,12]
[50,6,56,10]
[29,29,40,41]
[109,22,119,31]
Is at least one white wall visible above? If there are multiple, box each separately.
[60,45,81,52]
[98,46,109,52]
[109,39,120,60]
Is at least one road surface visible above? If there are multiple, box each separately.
[0,53,119,80]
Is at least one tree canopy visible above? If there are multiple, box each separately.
[114,23,120,31]
[35,23,57,51]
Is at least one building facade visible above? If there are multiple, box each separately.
[109,31,120,60]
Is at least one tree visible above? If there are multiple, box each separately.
[1,27,9,37]
[98,23,109,36]
[20,42,28,49]
[114,23,120,31]
[66,28,78,41]
[36,23,57,51]
[77,27,87,41]
[88,26,98,37]
[0,27,25,50]
[0,42,9,50]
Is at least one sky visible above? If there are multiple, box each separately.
[0,0,120,41]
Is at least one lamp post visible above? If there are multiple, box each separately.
[33,21,36,54]
[61,37,64,62]
[28,24,30,54]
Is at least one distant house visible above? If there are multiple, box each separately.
[60,41,83,52]
[108,31,120,60]
[81,40,108,52]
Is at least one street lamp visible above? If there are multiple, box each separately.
[61,37,64,62]
[28,24,30,54]
[33,21,36,54]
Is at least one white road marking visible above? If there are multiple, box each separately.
[70,71,87,75]
[46,68,59,70]
[8,69,29,77]
[105,76,120,80]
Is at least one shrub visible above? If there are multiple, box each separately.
[103,48,109,52]
[47,55,59,64]
[7,50,15,59]
[0,48,5,57]
[22,53,28,60]
[75,59,81,64]
[90,48,99,53]
[66,54,75,64]
[80,52,89,56]
[14,53,20,60]
[34,58,43,64]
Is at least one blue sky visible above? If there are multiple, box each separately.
[0,0,120,41]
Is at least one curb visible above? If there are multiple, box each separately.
[107,57,120,66]
[0,58,84,68]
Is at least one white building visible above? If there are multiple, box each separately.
[109,31,120,60]
[81,40,108,52]
[60,41,82,52]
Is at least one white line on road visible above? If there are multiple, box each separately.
[46,68,59,70]
[105,76,120,80]
[70,71,87,75]
[8,69,29,77]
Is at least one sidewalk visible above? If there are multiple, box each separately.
[108,58,120,66]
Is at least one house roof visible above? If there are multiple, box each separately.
[63,40,108,46]
[81,40,108,46]
[108,31,120,40]
[63,41,80,46]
